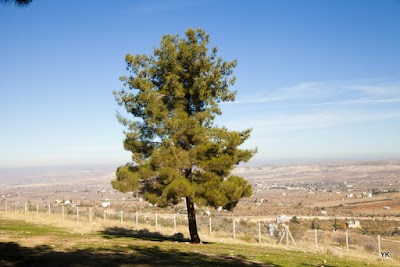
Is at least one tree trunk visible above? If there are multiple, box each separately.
[186,197,201,243]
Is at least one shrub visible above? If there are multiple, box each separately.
[290,216,300,224]
[335,235,352,247]
[288,222,307,239]
[311,217,320,229]
[364,243,376,253]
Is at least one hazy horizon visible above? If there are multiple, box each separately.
[1,157,399,172]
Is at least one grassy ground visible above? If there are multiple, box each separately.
[0,213,397,267]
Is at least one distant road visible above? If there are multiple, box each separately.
[297,215,400,221]
[238,215,400,222]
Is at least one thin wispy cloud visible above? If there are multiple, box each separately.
[220,79,400,145]
[223,110,400,136]
[351,82,400,96]
[316,98,400,106]
[232,82,327,104]
[232,80,400,106]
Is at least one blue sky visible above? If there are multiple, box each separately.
[0,0,399,168]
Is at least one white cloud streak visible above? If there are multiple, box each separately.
[231,80,400,106]
[224,111,400,133]
[232,82,327,104]
[316,98,400,106]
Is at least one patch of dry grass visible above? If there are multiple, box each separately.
[1,211,399,267]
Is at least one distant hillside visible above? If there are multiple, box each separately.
[0,164,118,186]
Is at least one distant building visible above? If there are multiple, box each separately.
[347,219,361,229]
[101,201,111,208]
[361,192,372,198]
[255,198,265,205]
[276,214,289,224]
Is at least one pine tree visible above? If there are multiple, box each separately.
[112,28,255,243]
[0,0,32,7]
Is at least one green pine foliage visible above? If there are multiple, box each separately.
[112,29,255,241]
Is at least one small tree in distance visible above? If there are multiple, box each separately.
[112,28,256,243]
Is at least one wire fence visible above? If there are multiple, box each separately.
[1,200,399,261]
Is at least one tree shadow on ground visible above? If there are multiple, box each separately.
[0,241,279,267]
[101,227,192,243]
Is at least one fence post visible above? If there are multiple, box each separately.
[315,229,318,248]
[173,214,177,233]
[209,216,212,235]
[258,221,261,243]
[378,235,381,257]
[345,230,349,251]
[89,208,92,222]
[77,207,79,221]
[36,203,39,216]
[286,225,289,248]
[288,225,297,247]
[155,212,158,230]
[24,203,27,214]
[135,211,138,226]
[233,218,236,239]
[48,204,51,214]
[120,210,123,225]
[62,205,65,220]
